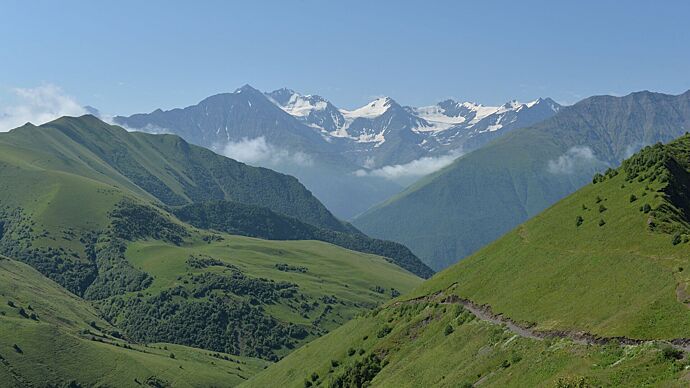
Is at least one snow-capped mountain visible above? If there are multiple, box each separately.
[339,97,427,144]
[115,85,560,219]
[267,88,561,166]
[410,97,561,153]
[409,97,560,136]
[266,88,345,133]
[117,84,329,151]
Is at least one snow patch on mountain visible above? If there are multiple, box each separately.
[279,94,327,117]
[341,97,393,119]
[411,98,560,135]
[525,98,540,108]
[411,105,467,132]
[355,129,387,146]
[410,100,518,133]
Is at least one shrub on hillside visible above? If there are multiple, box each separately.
[376,326,392,338]
[672,233,682,246]
[330,354,382,388]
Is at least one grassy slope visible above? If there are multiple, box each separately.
[3,116,350,232]
[123,235,420,335]
[0,137,131,291]
[412,165,690,339]
[0,133,129,225]
[246,303,688,388]
[0,114,422,311]
[247,136,690,387]
[0,115,425,293]
[0,256,269,387]
[0,116,432,279]
[0,116,423,382]
[0,165,420,382]
[173,200,434,278]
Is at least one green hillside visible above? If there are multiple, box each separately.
[246,302,688,388]
[0,115,431,280]
[3,115,350,232]
[247,134,690,387]
[411,134,690,339]
[174,200,433,278]
[355,90,690,270]
[0,115,423,382]
[0,255,270,387]
[97,229,420,361]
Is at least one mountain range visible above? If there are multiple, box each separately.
[4,87,690,387]
[114,85,560,218]
[355,90,690,270]
[116,87,690,272]
[267,88,560,168]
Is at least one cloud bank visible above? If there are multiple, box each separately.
[129,123,173,134]
[0,85,87,132]
[220,136,313,167]
[547,146,602,174]
[355,151,461,182]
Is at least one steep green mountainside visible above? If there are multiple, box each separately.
[247,302,688,388]
[355,90,690,270]
[247,134,690,387]
[410,134,690,339]
[0,255,269,387]
[0,115,430,285]
[3,115,350,232]
[174,201,433,278]
[0,116,423,374]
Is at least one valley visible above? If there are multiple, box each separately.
[2,99,690,387]
[0,116,425,386]
[246,133,690,388]
[3,6,690,384]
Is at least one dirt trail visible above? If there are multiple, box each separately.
[452,297,558,342]
[394,285,690,353]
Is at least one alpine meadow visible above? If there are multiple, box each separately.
[2,1,690,387]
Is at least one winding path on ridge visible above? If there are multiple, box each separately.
[393,283,690,353]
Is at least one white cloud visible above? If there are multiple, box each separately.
[547,146,602,174]
[355,151,461,182]
[220,136,313,167]
[0,84,87,132]
[131,123,172,134]
[622,141,650,159]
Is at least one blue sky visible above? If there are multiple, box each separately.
[2,0,690,123]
